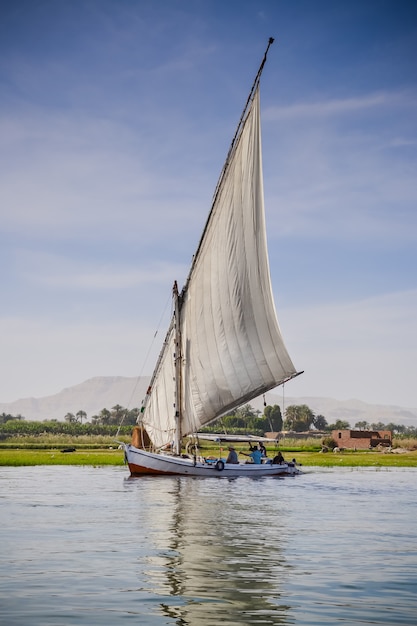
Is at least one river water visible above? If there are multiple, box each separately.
[1,466,416,625]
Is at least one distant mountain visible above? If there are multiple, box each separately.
[1,376,417,426]
[276,396,417,428]
[0,377,149,422]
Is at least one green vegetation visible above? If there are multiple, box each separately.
[198,404,417,437]
[1,441,416,468]
[0,420,133,439]
[1,403,417,468]
[291,450,417,468]
[0,448,125,466]
[63,404,140,425]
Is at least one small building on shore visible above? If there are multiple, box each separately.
[332,429,392,450]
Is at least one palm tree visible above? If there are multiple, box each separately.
[264,405,283,432]
[111,405,126,425]
[284,404,315,431]
[98,408,112,425]
[76,410,87,424]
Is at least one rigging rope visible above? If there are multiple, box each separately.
[115,290,172,438]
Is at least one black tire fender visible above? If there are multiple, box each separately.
[215,460,225,471]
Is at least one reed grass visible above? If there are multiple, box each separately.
[1,432,417,468]
[1,445,417,468]
[290,450,417,468]
[0,448,126,467]
[393,437,417,451]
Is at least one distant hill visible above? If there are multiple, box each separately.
[1,376,417,426]
[0,377,149,422]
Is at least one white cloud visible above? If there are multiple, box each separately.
[0,94,214,242]
[281,289,417,407]
[265,90,416,120]
[263,90,417,243]
[1,288,415,408]
[15,249,187,291]
[0,315,166,402]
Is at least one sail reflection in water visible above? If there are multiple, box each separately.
[133,476,291,625]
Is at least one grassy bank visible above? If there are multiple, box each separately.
[293,449,417,468]
[0,448,126,467]
[1,446,417,468]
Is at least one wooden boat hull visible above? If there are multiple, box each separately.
[124,444,301,478]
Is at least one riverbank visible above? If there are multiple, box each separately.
[2,448,417,467]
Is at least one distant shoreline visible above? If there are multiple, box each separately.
[1,448,417,468]
[1,376,416,426]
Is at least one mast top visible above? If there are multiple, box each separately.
[234,36,275,138]
[212,37,275,201]
[181,38,275,298]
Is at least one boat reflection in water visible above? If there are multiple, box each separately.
[131,476,293,625]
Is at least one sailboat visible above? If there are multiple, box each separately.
[124,39,303,477]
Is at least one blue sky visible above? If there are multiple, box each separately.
[1,0,416,408]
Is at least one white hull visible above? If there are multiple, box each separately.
[124,444,301,478]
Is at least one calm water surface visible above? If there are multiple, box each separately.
[1,466,416,625]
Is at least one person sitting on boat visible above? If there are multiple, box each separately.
[226,446,239,464]
[272,451,285,464]
[242,445,262,464]
[259,442,267,457]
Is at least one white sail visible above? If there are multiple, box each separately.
[142,321,177,448]
[143,87,298,449]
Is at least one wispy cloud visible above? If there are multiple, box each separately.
[265,90,416,120]
[0,106,209,244]
[263,88,417,244]
[15,249,186,291]
[282,289,417,406]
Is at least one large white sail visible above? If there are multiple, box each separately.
[143,86,298,449]
[179,87,297,436]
